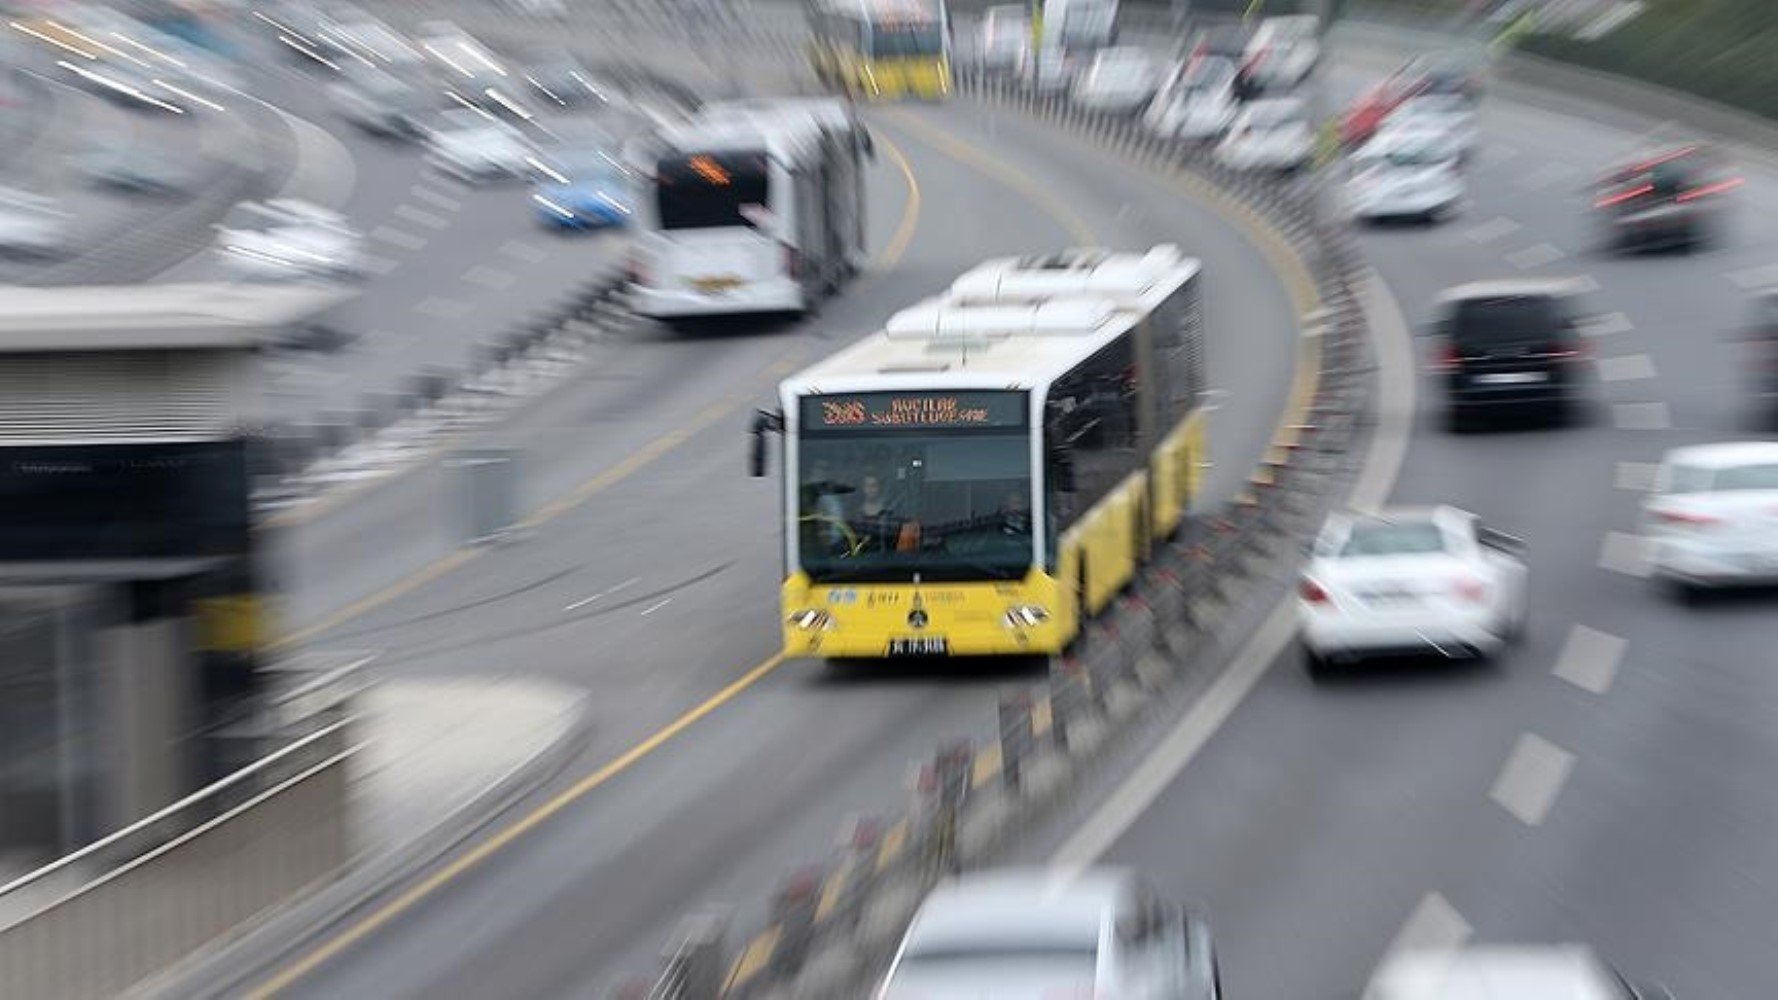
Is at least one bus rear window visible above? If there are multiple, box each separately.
[654,152,769,230]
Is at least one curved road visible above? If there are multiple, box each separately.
[171,16,1311,1000]
[1029,25,1778,1000]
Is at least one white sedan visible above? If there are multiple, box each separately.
[1382,92,1479,159]
[1072,47,1160,115]
[214,199,365,281]
[1299,505,1528,674]
[878,868,1222,1000]
[423,108,536,182]
[1144,57,1239,141]
[1345,125,1465,223]
[1215,97,1314,172]
[1643,440,1778,601]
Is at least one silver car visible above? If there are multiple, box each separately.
[878,868,1221,999]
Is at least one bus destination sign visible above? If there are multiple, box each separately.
[802,391,1025,431]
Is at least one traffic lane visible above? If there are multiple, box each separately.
[264,102,1087,999]
[913,98,1307,507]
[1072,67,1778,999]
[269,92,1314,997]
[267,110,912,635]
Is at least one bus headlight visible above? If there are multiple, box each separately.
[1002,605,1050,629]
[787,609,834,632]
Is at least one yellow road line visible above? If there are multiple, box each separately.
[874,134,922,271]
[879,108,1099,245]
[244,652,788,999]
[813,864,852,923]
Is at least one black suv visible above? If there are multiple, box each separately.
[1593,144,1737,252]
[1430,281,1591,430]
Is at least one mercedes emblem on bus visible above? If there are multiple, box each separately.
[907,608,929,630]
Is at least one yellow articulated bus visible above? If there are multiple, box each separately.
[805,0,953,101]
[749,245,1208,660]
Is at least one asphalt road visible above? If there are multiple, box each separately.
[1026,34,1778,1000]
[183,24,1308,999]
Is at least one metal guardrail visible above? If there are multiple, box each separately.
[0,720,357,1000]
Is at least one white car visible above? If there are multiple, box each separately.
[1299,505,1528,673]
[1144,57,1239,141]
[1367,945,1673,1000]
[878,868,1222,1000]
[977,4,1029,73]
[1643,441,1778,600]
[1072,47,1160,115]
[1022,44,1076,96]
[1245,14,1320,91]
[1383,92,1479,160]
[0,186,71,258]
[423,108,536,182]
[1346,125,1465,223]
[1216,97,1314,171]
[214,199,365,281]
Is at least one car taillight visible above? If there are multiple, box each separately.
[783,246,801,278]
[1676,177,1744,202]
[1427,343,1463,374]
[1300,578,1329,604]
[1533,342,1587,362]
[1594,183,1653,209]
[627,255,649,286]
[1451,577,1488,603]
[1652,509,1721,527]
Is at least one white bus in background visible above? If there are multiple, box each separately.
[628,100,873,325]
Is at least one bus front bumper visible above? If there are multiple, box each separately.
[781,574,1068,659]
[630,280,804,319]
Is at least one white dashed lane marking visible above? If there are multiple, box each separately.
[372,225,427,251]
[1569,275,1602,294]
[499,239,550,264]
[638,597,673,616]
[1371,893,1473,984]
[413,296,468,319]
[1464,217,1520,244]
[1599,530,1652,578]
[463,265,516,290]
[1614,461,1660,492]
[394,205,451,230]
[1489,732,1576,827]
[1612,402,1671,430]
[409,185,462,211]
[1580,311,1632,337]
[1506,243,1566,270]
[1596,353,1656,382]
[1553,625,1627,695]
[1726,262,1778,290]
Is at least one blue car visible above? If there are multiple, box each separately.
[531,153,633,230]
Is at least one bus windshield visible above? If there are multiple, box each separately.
[654,152,769,230]
[869,22,944,58]
[797,402,1033,582]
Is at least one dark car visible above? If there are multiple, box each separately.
[1429,280,1592,430]
[1593,144,1739,252]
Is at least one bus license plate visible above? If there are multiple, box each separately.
[887,637,948,656]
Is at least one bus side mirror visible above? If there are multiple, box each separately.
[860,127,877,160]
[748,409,783,478]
